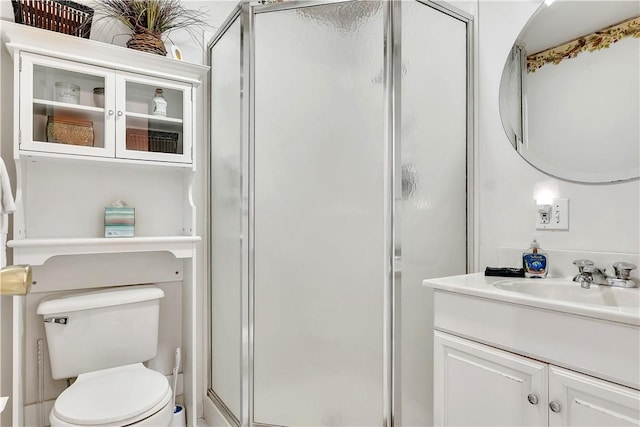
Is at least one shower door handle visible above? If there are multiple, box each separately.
[394,255,402,273]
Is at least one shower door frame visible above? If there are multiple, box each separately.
[206,1,475,426]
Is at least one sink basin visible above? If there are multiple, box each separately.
[493,279,639,308]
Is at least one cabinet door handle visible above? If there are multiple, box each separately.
[527,394,538,405]
[117,111,123,117]
[108,110,114,116]
[549,401,561,413]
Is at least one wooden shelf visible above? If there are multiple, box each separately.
[7,236,200,265]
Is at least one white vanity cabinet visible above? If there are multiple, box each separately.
[18,51,193,164]
[434,331,640,427]
[427,273,640,427]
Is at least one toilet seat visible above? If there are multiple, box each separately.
[50,363,172,427]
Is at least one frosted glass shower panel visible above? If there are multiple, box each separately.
[396,2,468,425]
[209,18,242,419]
[253,3,385,425]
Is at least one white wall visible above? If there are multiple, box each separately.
[477,0,640,275]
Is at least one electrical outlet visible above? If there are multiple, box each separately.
[536,198,569,230]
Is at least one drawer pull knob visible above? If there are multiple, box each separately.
[549,401,561,413]
[527,394,538,405]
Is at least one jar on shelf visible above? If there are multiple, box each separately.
[54,82,80,104]
[93,87,104,108]
[151,88,167,117]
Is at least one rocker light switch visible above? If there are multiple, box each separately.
[536,198,569,230]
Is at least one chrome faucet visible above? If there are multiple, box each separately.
[572,259,637,289]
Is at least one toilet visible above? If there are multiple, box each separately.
[37,285,173,427]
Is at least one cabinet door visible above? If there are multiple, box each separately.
[115,72,193,164]
[434,331,548,426]
[549,366,640,427]
[19,52,116,157]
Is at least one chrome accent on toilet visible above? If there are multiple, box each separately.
[43,316,68,325]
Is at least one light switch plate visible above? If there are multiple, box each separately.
[536,198,569,230]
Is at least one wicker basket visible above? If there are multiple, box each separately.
[126,30,167,56]
[11,0,94,38]
[125,128,149,152]
[126,128,179,154]
[46,117,94,146]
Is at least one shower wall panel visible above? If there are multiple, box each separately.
[253,3,385,425]
[210,18,242,420]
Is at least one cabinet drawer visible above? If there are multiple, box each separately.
[434,291,640,390]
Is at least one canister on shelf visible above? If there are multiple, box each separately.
[93,87,104,107]
[54,82,80,104]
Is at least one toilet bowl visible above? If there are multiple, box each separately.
[37,286,171,427]
[49,363,173,427]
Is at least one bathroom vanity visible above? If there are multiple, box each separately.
[425,273,640,426]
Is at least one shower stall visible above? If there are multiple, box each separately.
[208,1,472,425]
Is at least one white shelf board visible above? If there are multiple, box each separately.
[7,236,201,265]
[18,149,194,170]
[126,111,183,124]
[33,98,104,114]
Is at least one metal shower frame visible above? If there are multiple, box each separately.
[206,1,474,426]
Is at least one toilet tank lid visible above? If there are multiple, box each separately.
[37,286,164,316]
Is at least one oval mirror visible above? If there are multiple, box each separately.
[499,0,640,183]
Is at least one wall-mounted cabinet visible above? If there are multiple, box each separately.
[6,31,207,263]
[19,52,193,165]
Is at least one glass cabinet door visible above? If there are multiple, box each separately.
[19,52,115,157]
[115,72,192,164]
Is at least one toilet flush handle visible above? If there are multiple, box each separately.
[44,317,68,325]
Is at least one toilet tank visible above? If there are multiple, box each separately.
[37,285,164,379]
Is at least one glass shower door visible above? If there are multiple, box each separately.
[209,16,242,421]
[395,2,469,425]
[252,3,386,425]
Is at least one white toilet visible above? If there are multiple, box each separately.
[37,285,173,427]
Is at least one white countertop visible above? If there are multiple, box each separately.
[424,273,640,326]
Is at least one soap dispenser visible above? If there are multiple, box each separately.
[523,239,548,278]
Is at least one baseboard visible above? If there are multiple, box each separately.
[24,400,54,427]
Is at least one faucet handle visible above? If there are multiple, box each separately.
[573,259,594,273]
[613,262,637,280]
